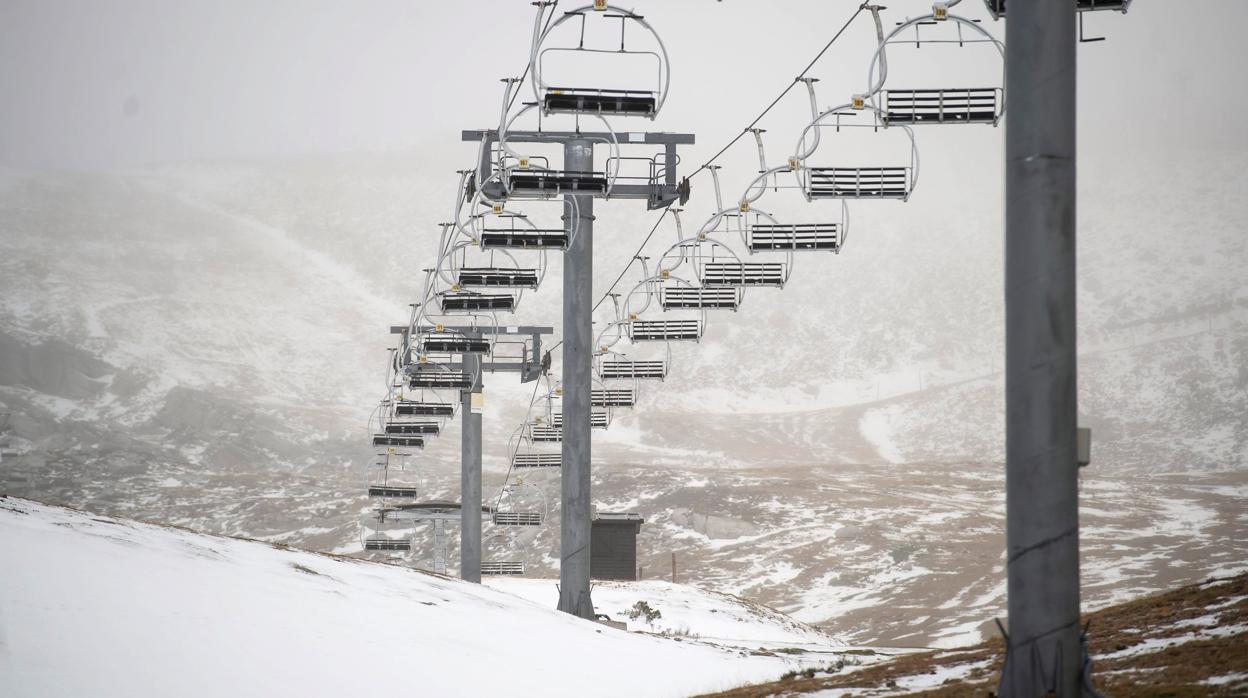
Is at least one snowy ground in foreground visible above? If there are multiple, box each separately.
[0,497,876,698]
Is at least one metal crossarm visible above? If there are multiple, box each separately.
[660,286,740,310]
[748,223,840,252]
[701,261,787,287]
[883,88,1002,125]
[456,267,540,289]
[627,319,702,342]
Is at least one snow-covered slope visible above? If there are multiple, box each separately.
[0,497,862,698]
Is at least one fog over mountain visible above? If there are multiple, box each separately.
[2,0,1245,648]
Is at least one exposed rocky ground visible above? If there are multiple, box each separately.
[696,572,1248,697]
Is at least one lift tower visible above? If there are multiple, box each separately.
[1001,2,1082,695]
[464,128,693,618]
[394,323,552,582]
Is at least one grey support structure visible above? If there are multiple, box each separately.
[560,137,596,618]
[460,351,483,584]
[462,128,693,619]
[392,324,552,582]
[1000,3,1082,696]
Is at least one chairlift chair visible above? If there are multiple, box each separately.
[794,107,918,200]
[394,400,455,417]
[512,452,562,468]
[419,333,491,355]
[456,267,540,289]
[438,291,516,313]
[530,4,671,120]
[372,434,424,449]
[491,475,548,529]
[529,423,563,442]
[597,358,667,380]
[659,285,740,311]
[481,561,526,575]
[408,369,473,390]
[699,261,788,287]
[748,222,841,252]
[365,538,412,551]
[627,318,702,342]
[507,170,609,198]
[384,421,441,436]
[368,485,420,498]
[590,388,635,408]
[869,12,1006,127]
[492,512,543,526]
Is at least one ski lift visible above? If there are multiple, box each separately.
[457,267,540,289]
[984,0,1131,19]
[395,400,455,417]
[793,106,918,200]
[590,389,635,408]
[805,167,911,199]
[364,538,412,551]
[660,285,740,311]
[481,561,526,575]
[597,358,666,380]
[477,211,569,250]
[384,421,441,436]
[369,485,419,498]
[492,475,548,528]
[480,227,569,250]
[552,411,611,428]
[507,170,609,198]
[628,318,702,342]
[529,423,563,442]
[530,4,671,119]
[868,10,1006,126]
[419,332,491,355]
[438,291,516,313]
[408,368,473,390]
[513,452,562,468]
[700,261,787,287]
[748,222,840,252]
[372,434,424,449]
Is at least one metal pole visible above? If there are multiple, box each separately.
[1000,2,1081,696]
[558,138,595,619]
[460,350,483,583]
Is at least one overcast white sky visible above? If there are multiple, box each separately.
[2,0,1246,173]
